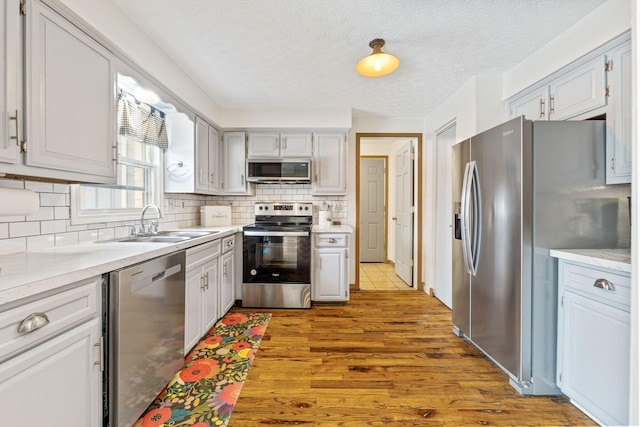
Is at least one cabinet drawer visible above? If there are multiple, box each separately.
[222,235,235,253]
[315,233,348,247]
[561,262,630,310]
[0,277,100,361]
[187,240,221,267]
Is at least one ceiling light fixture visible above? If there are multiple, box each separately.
[356,38,400,78]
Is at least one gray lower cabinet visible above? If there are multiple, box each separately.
[312,232,349,302]
[219,235,235,315]
[0,276,103,426]
[185,240,221,355]
[556,260,630,426]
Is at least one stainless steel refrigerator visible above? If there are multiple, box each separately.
[451,116,630,395]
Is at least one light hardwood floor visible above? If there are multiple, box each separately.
[231,291,595,426]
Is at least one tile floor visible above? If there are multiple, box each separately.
[358,262,413,290]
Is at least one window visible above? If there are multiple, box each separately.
[71,74,167,225]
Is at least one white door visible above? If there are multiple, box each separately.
[394,141,413,286]
[360,157,385,262]
[434,124,456,308]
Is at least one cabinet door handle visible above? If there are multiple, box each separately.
[539,99,545,119]
[549,95,555,116]
[241,174,245,185]
[9,109,19,147]
[17,312,50,335]
[328,238,336,243]
[593,278,615,291]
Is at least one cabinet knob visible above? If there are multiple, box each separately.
[328,238,336,243]
[593,278,615,291]
[17,312,50,335]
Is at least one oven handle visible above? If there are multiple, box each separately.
[243,231,310,237]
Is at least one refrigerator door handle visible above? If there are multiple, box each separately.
[469,161,482,276]
[460,161,473,274]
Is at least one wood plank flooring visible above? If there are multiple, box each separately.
[230,291,595,426]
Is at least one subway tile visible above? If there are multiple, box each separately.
[26,206,55,221]
[0,215,27,222]
[40,193,66,207]
[98,228,115,241]
[0,179,24,189]
[78,230,99,243]
[27,234,55,251]
[40,220,67,234]
[10,221,41,237]
[54,206,71,220]
[0,223,7,238]
[0,237,26,255]
[25,181,54,192]
[55,232,79,247]
[53,183,70,193]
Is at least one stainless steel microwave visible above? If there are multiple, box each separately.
[246,159,312,183]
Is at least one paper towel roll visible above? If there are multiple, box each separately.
[318,210,332,225]
[0,188,39,217]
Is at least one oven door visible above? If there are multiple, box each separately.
[242,230,311,308]
[243,231,310,283]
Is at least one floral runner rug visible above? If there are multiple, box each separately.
[134,312,271,427]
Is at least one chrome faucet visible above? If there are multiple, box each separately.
[140,203,162,234]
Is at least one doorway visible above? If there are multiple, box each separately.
[356,133,422,292]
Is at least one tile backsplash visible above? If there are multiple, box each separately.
[0,179,347,255]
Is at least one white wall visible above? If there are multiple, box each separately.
[503,0,631,99]
[57,0,224,126]
[221,107,352,129]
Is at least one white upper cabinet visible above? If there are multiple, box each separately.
[221,131,253,194]
[509,86,549,121]
[24,0,116,182]
[208,126,220,192]
[508,54,607,121]
[606,41,632,184]
[548,55,607,120]
[194,116,210,193]
[280,133,312,157]
[247,131,312,158]
[312,132,347,195]
[0,0,20,164]
[247,132,280,158]
[507,33,631,184]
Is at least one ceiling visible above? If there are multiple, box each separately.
[110,0,607,118]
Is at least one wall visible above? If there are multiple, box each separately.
[206,184,347,226]
[56,0,224,126]
[422,75,505,293]
[0,178,206,255]
[503,0,631,99]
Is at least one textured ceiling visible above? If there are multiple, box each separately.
[110,0,607,118]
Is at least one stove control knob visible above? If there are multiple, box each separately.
[264,206,269,210]
[299,206,303,210]
[258,206,263,210]
[304,206,309,210]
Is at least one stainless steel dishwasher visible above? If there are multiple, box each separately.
[104,251,186,427]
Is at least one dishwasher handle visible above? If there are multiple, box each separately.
[130,263,182,293]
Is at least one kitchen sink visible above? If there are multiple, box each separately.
[101,230,219,243]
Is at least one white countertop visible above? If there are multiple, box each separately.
[312,224,353,233]
[0,225,243,307]
[549,248,631,273]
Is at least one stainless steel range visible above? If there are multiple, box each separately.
[242,202,312,308]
